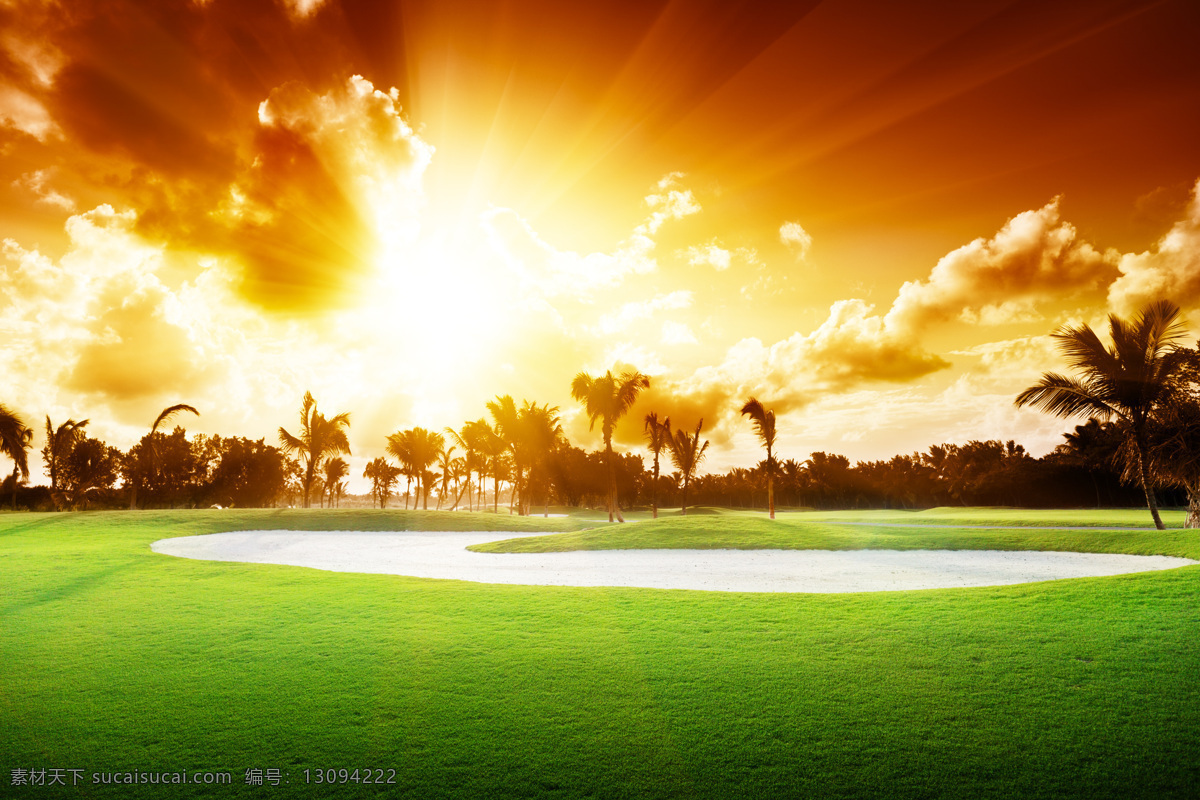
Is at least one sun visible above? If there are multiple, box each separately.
[366,204,513,386]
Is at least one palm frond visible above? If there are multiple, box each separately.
[152,403,199,434]
[278,427,305,454]
[739,397,776,450]
[614,371,650,416]
[1014,373,1123,421]
[1052,323,1117,378]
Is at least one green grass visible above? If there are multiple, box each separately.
[2,508,1199,798]
[472,507,1200,558]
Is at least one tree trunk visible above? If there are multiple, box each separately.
[1135,434,1166,530]
[651,456,659,519]
[768,474,775,520]
[1187,489,1200,529]
[605,436,615,523]
[681,479,689,516]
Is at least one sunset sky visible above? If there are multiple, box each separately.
[3,0,1200,490]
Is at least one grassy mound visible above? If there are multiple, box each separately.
[471,507,1197,558]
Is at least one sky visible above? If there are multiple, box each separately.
[3,0,1200,491]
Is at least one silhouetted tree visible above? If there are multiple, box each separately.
[61,434,122,509]
[667,419,708,515]
[644,412,670,518]
[1,404,31,509]
[570,369,650,522]
[518,402,563,516]
[388,427,444,510]
[1016,300,1188,529]
[42,416,88,506]
[199,436,287,508]
[364,456,402,509]
[323,456,349,508]
[740,397,778,519]
[278,392,350,509]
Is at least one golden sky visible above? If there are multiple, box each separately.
[3,0,1200,489]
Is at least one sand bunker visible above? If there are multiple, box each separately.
[151,530,1197,593]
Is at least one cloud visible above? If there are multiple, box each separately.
[482,174,702,297]
[0,85,58,140]
[595,291,692,335]
[613,298,948,449]
[661,321,698,345]
[1108,178,1200,315]
[224,75,434,310]
[685,241,732,270]
[0,3,64,141]
[13,168,74,210]
[780,221,812,260]
[0,205,234,433]
[640,172,701,236]
[64,281,220,400]
[884,199,1118,334]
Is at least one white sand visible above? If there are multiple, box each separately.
[150,530,1198,593]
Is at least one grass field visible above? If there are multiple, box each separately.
[2,508,1198,798]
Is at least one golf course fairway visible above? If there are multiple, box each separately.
[2,508,1198,798]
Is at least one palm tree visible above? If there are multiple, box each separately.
[487,395,524,511]
[129,403,200,509]
[43,416,89,500]
[435,446,456,509]
[386,429,415,508]
[644,412,671,518]
[2,408,32,510]
[1015,300,1188,529]
[570,369,650,522]
[363,457,402,508]
[445,420,491,511]
[278,392,351,509]
[518,401,563,516]
[478,424,508,512]
[448,456,468,510]
[412,428,446,510]
[389,428,445,510]
[740,397,778,519]
[667,419,709,516]
[323,456,349,508]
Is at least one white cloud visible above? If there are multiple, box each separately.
[640,172,701,235]
[661,321,698,345]
[481,174,703,297]
[685,242,732,271]
[780,221,812,260]
[595,291,692,335]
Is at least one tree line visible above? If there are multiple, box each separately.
[1,301,1198,523]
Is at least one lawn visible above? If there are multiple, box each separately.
[2,508,1198,798]
[472,507,1198,557]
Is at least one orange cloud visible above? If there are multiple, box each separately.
[1109,178,1200,315]
[612,299,948,449]
[885,199,1118,333]
[224,76,433,310]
